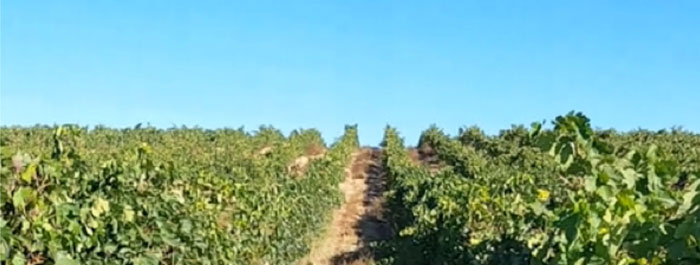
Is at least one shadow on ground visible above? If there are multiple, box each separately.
[330,148,393,265]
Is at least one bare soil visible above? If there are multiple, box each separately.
[299,148,391,265]
[408,145,442,172]
[288,143,328,177]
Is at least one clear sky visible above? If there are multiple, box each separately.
[2,1,699,146]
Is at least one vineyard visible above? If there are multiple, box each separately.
[1,125,358,264]
[1,112,699,265]
[379,113,700,265]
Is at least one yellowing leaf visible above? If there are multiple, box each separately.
[21,164,36,183]
[469,237,482,246]
[42,222,54,232]
[598,227,609,235]
[123,205,135,222]
[91,197,110,217]
[12,187,35,210]
[399,227,416,236]
[537,189,550,202]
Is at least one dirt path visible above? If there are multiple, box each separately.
[299,148,391,265]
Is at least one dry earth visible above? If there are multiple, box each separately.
[299,148,391,265]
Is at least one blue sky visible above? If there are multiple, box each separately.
[2,1,699,146]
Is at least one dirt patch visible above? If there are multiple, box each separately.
[299,148,391,265]
[256,146,274,156]
[288,156,312,177]
[289,149,327,177]
[408,146,442,172]
[306,143,326,157]
[407,148,420,164]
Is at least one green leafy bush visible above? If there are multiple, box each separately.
[1,125,358,264]
[379,113,699,265]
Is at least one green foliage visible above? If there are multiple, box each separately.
[1,125,358,264]
[379,112,700,265]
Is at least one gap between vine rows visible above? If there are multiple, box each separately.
[299,148,391,265]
